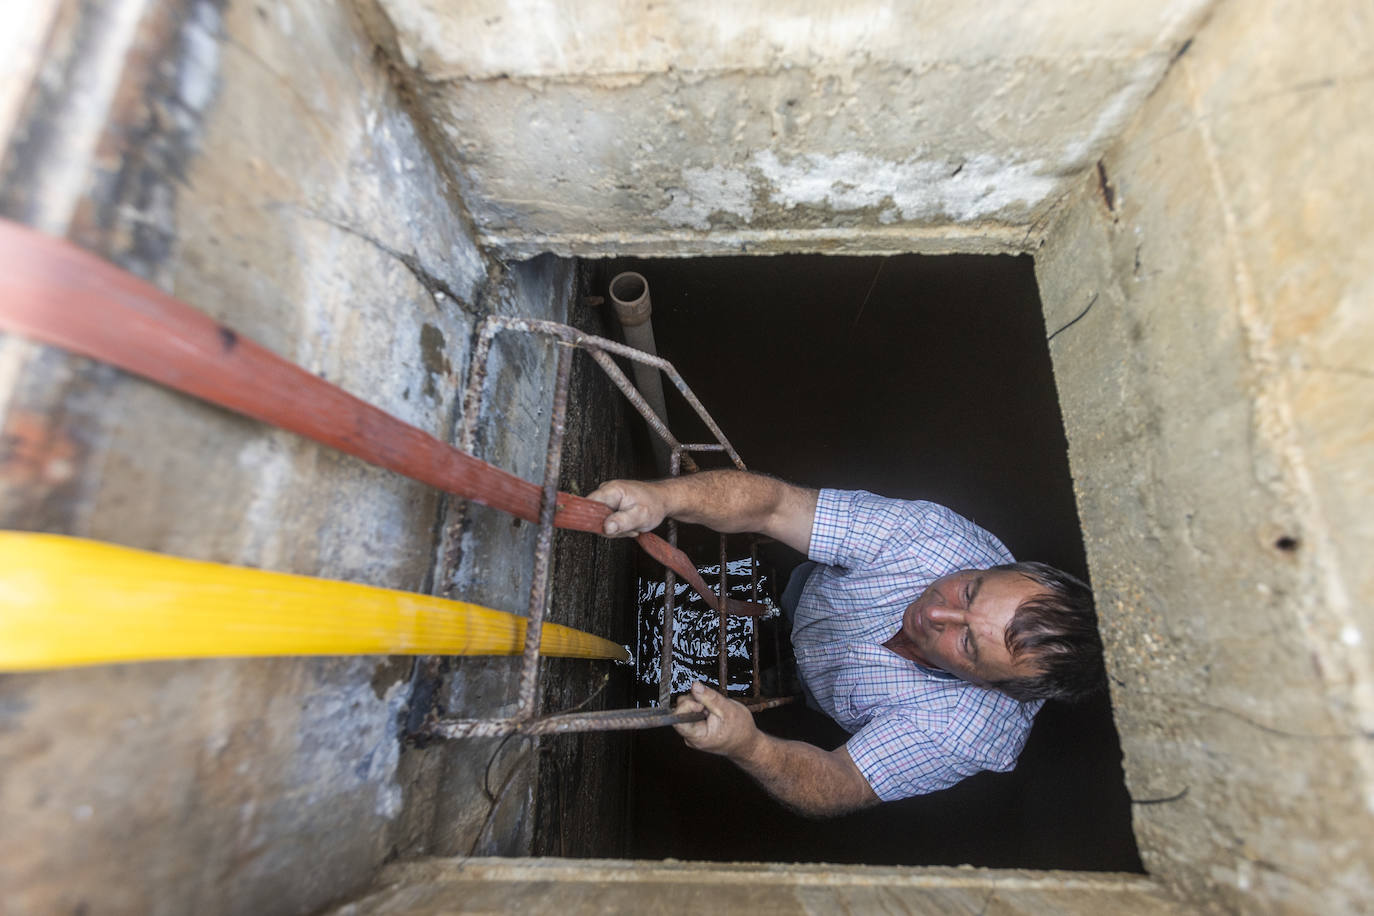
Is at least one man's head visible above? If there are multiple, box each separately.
[898,561,1104,703]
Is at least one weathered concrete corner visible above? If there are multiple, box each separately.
[369,0,1215,258]
[1036,0,1374,909]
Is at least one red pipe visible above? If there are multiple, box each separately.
[0,219,764,618]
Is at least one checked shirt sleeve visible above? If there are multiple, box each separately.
[808,489,926,569]
[845,715,984,801]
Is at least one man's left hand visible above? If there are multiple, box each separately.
[672,681,760,759]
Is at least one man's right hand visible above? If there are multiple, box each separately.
[586,479,669,537]
[587,470,817,554]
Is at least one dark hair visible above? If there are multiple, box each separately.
[986,561,1106,703]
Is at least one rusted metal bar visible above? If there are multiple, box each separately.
[511,342,574,723]
[659,448,684,708]
[438,316,774,734]
[439,318,501,595]
[458,319,499,455]
[659,519,678,707]
[428,696,797,738]
[718,534,729,693]
[423,316,775,729]
[751,539,761,699]
[586,347,698,474]
[476,316,745,471]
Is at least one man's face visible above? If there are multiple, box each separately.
[899,569,1042,686]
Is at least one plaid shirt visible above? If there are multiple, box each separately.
[792,489,1043,801]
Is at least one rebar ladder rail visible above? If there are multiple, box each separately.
[427,316,792,739]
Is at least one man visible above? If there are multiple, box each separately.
[589,469,1103,817]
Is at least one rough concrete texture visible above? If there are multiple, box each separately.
[368,0,1216,258]
[1034,0,1374,911]
[409,255,633,862]
[331,858,1188,915]
[0,1,626,913]
[6,0,1371,911]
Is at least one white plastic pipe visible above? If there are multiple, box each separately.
[609,271,672,475]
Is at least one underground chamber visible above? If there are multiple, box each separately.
[526,253,1142,872]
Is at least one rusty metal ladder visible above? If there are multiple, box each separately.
[425,316,792,739]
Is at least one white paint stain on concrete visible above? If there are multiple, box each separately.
[176,2,222,113]
[751,149,1059,223]
[655,164,755,230]
[293,661,410,820]
[234,434,294,566]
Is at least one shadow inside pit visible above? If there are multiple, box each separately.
[599,253,1143,872]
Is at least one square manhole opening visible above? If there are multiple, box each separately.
[570,253,1143,872]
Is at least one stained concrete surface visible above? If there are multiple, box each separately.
[0,2,631,913]
[1034,1,1374,909]
[4,0,1371,912]
[606,254,1139,872]
[366,0,1215,258]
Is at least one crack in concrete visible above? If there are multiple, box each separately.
[1132,786,1191,805]
[1020,185,1076,249]
[290,207,481,316]
[1047,292,1099,343]
[1195,699,1374,742]
[1136,67,1374,152]
[1302,362,1374,381]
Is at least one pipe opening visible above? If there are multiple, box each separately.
[609,271,648,307]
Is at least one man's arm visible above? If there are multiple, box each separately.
[673,682,879,818]
[587,470,817,555]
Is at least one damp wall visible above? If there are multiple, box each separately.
[0,1,630,913]
[1035,0,1374,910]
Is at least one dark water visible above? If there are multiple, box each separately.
[632,556,773,704]
[598,253,1143,872]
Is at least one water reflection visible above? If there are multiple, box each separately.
[634,557,775,706]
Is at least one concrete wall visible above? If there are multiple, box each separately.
[6,0,1370,912]
[0,1,630,913]
[367,0,1215,259]
[1035,0,1374,911]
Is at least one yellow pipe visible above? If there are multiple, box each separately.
[0,532,629,670]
